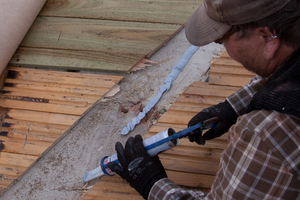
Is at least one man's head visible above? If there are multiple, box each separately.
[186,0,295,47]
[186,0,300,77]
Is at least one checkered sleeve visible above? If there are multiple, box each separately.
[148,178,206,200]
[226,75,267,116]
[206,110,300,199]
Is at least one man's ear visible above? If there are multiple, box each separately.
[255,27,280,60]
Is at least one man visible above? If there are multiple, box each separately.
[108,0,300,199]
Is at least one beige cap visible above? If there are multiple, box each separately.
[185,0,291,46]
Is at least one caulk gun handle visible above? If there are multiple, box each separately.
[202,117,219,129]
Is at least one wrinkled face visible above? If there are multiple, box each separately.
[223,31,271,77]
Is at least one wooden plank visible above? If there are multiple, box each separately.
[83,175,142,200]
[147,122,187,133]
[158,113,193,125]
[184,82,239,97]
[166,82,239,113]
[0,165,27,174]
[0,99,88,116]
[17,17,180,65]
[0,136,51,156]
[1,127,59,143]
[167,103,213,115]
[2,87,100,104]
[9,47,133,73]
[86,181,139,196]
[210,64,254,76]
[6,66,122,88]
[174,95,222,107]
[83,191,142,200]
[211,57,244,67]
[209,74,253,87]
[0,168,22,180]
[161,144,224,160]
[40,0,200,25]
[167,170,215,189]
[0,66,8,92]
[209,51,255,87]
[0,179,12,190]
[5,109,80,126]
[0,152,37,169]
[160,154,220,175]
[4,78,111,96]
[3,118,69,135]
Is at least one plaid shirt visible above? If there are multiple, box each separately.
[149,76,300,200]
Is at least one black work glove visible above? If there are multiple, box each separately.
[107,135,167,199]
[188,100,238,145]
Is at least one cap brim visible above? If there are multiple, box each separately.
[185,3,231,46]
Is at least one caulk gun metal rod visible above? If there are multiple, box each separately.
[145,123,203,151]
[145,117,219,151]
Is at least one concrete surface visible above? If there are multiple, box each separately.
[0,28,224,200]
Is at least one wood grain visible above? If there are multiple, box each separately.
[0,66,123,192]
[9,47,135,73]
[11,17,181,72]
[40,0,200,25]
[209,52,255,87]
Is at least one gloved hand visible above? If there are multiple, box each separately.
[107,135,167,199]
[188,100,238,145]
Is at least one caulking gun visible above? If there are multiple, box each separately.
[83,117,219,182]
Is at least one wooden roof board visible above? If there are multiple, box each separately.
[209,51,256,87]
[0,66,123,192]
[40,0,201,24]
[8,0,201,73]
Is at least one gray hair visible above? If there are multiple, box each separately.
[231,0,300,49]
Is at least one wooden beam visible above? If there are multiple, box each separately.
[11,17,180,72]
[9,47,134,73]
[5,109,80,126]
[161,145,223,160]
[3,118,69,135]
[4,78,112,96]
[2,87,100,104]
[40,0,200,25]
[167,170,215,189]
[87,181,139,195]
[157,112,193,125]
[0,66,8,92]
[6,66,122,88]
[1,127,59,143]
[209,54,255,87]
[183,82,239,97]
[0,168,22,180]
[0,136,51,156]
[0,152,37,169]
[160,154,220,175]
[83,191,142,200]
[0,179,12,190]
[0,99,89,116]
[209,74,254,87]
